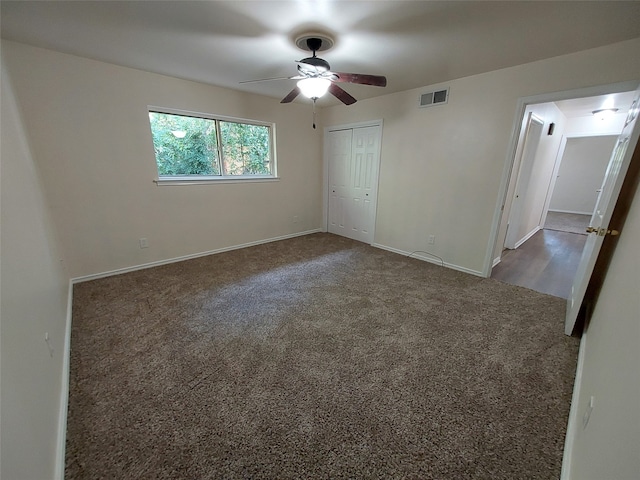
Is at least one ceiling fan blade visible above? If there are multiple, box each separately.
[239,76,298,84]
[328,83,357,105]
[333,72,387,87]
[280,87,300,104]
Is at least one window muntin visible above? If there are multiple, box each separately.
[148,109,274,182]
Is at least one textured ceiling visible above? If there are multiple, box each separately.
[2,1,640,107]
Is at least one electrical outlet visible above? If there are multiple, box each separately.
[139,238,149,249]
[428,235,436,245]
[293,215,299,224]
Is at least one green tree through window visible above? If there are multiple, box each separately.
[220,121,270,175]
[148,110,273,179]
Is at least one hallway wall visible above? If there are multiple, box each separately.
[549,136,618,214]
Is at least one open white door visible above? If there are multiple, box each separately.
[505,113,544,249]
[566,86,640,335]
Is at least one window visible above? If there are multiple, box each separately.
[148,108,276,184]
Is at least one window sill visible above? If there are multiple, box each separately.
[154,176,280,186]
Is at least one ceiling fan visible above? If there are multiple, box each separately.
[240,35,387,125]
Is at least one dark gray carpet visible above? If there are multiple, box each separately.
[66,233,579,479]
[544,211,590,235]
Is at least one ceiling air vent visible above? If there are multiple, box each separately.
[419,88,449,108]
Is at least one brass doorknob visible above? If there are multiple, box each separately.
[586,226,620,236]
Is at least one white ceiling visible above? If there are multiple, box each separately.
[2,1,640,107]
[554,91,637,119]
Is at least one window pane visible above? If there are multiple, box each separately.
[219,121,271,176]
[149,112,220,176]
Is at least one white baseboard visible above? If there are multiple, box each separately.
[548,209,592,216]
[56,281,73,480]
[371,243,484,277]
[492,256,501,268]
[72,229,322,284]
[560,331,588,480]
[514,226,540,249]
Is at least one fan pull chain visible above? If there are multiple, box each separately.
[312,98,317,129]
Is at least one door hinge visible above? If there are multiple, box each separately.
[586,226,620,236]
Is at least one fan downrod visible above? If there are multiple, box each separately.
[306,37,322,56]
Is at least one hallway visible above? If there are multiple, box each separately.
[491,229,587,299]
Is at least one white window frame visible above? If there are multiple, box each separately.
[148,106,278,185]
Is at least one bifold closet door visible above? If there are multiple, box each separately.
[327,126,381,244]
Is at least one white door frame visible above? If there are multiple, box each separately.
[483,80,639,277]
[322,119,384,242]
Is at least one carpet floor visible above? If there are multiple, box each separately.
[66,233,579,479]
[544,212,590,235]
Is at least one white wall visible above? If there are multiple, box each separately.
[566,176,640,480]
[549,136,618,214]
[322,38,640,275]
[2,41,324,279]
[1,56,70,479]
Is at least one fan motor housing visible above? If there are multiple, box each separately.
[299,56,331,72]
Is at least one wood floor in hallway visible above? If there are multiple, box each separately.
[491,229,587,299]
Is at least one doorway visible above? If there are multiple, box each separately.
[489,87,636,298]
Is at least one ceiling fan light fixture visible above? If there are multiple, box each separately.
[297,77,331,99]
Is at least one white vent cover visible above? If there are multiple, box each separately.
[419,88,449,108]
